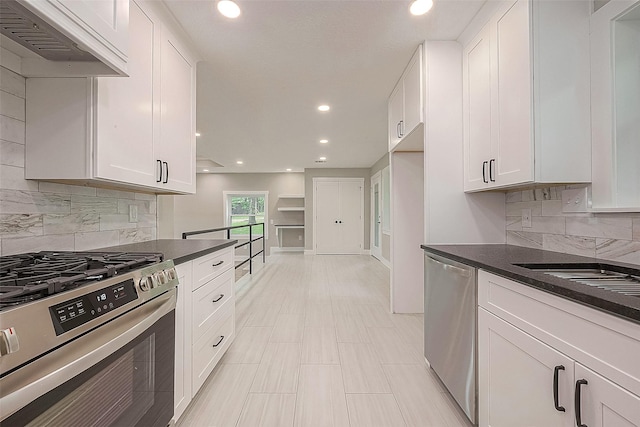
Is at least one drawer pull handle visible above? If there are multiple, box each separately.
[212,261,224,267]
[553,365,565,412]
[575,379,588,427]
[212,336,224,347]
[212,294,224,303]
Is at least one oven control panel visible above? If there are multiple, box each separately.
[49,280,138,335]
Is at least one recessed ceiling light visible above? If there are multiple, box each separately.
[286,168,292,172]
[319,156,327,161]
[195,132,201,137]
[410,0,433,15]
[319,139,328,144]
[317,105,330,112]
[217,0,240,18]
[203,169,209,172]
[236,160,243,165]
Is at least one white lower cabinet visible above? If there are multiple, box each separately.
[173,262,192,422]
[478,270,640,427]
[172,247,235,423]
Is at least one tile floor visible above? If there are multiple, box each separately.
[176,254,472,427]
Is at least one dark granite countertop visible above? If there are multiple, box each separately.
[97,239,237,265]
[421,244,640,325]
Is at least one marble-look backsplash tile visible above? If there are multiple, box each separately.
[506,186,640,265]
[0,66,157,256]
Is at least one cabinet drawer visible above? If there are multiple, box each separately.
[192,268,234,343]
[193,248,233,290]
[192,307,235,393]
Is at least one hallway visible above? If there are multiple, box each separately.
[177,254,471,427]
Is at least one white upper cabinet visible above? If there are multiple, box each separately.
[591,0,640,210]
[462,0,591,192]
[156,32,196,193]
[25,0,197,194]
[388,45,423,152]
[6,0,128,76]
[94,0,156,187]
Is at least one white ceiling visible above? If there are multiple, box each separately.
[164,0,486,173]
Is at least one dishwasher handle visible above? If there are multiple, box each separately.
[426,255,472,277]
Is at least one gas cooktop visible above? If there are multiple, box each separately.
[0,251,163,310]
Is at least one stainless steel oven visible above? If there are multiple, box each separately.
[0,252,178,427]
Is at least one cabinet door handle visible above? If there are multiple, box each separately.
[482,161,489,183]
[156,160,163,183]
[212,294,224,303]
[163,161,169,184]
[212,336,224,347]
[212,260,224,267]
[553,365,566,412]
[489,158,496,182]
[396,122,401,138]
[575,379,588,427]
[399,120,404,137]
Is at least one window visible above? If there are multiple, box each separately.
[223,191,268,238]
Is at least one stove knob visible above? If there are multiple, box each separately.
[0,327,20,357]
[165,268,177,281]
[153,271,167,286]
[139,276,151,292]
[150,273,161,288]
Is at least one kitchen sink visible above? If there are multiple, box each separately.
[514,263,640,297]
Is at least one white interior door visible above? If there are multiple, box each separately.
[314,181,342,254]
[339,181,363,254]
[314,178,364,255]
[371,173,382,260]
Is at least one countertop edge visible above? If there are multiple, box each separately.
[421,244,640,325]
[172,240,237,265]
[94,239,238,266]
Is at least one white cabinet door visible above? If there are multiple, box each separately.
[173,262,192,422]
[463,25,492,191]
[388,85,403,150]
[94,0,156,187]
[478,308,574,427]
[402,49,422,138]
[493,0,533,186]
[157,32,196,193]
[388,45,423,152]
[575,364,640,427]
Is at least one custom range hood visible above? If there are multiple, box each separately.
[0,0,128,77]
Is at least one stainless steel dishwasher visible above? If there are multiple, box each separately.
[424,252,477,425]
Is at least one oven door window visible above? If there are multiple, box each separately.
[3,311,174,427]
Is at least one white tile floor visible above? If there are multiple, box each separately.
[176,254,473,427]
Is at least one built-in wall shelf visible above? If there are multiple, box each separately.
[277,207,305,211]
[278,194,305,199]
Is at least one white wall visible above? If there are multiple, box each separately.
[0,66,157,256]
[424,41,505,245]
[391,152,424,313]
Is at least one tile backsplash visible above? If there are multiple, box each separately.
[506,186,640,265]
[0,67,157,256]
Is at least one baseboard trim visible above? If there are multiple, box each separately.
[304,249,315,255]
[271,247,304,253]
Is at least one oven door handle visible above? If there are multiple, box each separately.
[0,289,176,422]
